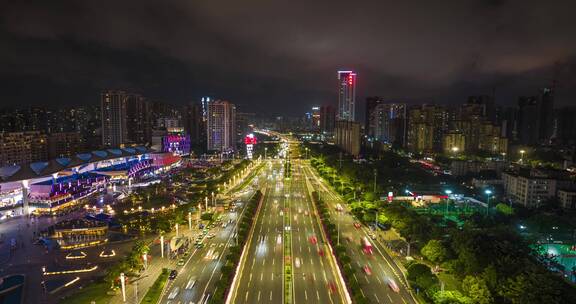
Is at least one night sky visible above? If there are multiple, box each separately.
[1,0,575,115]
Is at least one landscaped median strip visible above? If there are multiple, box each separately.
[224,188,266,304]
[142,268,169,304]
[283,181,293,304]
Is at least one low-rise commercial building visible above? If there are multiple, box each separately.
[558,189,576,209]
[502,169,573,208]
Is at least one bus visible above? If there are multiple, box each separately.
[361,237,373,254]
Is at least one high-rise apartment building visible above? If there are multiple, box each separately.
[538,87,555,144]
[47,132,85,159]
[0,131,48,166]
[365,99,407,147]
[183,102,206,152]
[337,71,357,121]
[320,105,336,134]
[406,105,448,153]
[207,100,236,152]
[517,96,539,146]
[335,120,361,156]
[311,107,321,129]
[101,90,151,147]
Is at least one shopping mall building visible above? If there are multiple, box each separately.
[0,146,182,217]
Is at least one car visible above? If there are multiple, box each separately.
[363,265,372,275]
[185,277,197,289]
[298,208,302,214]
[318,249,324,257]
[387,278,400,293]
[370,233,377,240]
[168,286,180,299]
[304,211,309,216]
[309,236,317,245]
[276,234,282,244]
[177,258,185,266]
[353,222,361,229]
[169,270,178,280]
[327,282,337,293]
[295,257,301,268]
[195,243,204,249]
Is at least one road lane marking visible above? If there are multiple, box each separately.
[388,294,393,302]
[245,291,249,302]
[260,273,263,281]
[375,294,381,303]
[305,290,308,300]
[317,290,320,300]
[258,291,261,301]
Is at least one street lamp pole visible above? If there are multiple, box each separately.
[485,189,492,216]
[373,169,377,193]
[188,212,192,231]
[444,190,452,215]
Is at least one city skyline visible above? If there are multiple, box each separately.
[1,1,576,115]
[0,3,576,304]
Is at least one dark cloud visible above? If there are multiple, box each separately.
[0,0,575,115]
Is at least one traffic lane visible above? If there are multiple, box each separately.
[315,189,412,302]
[162,227,227,303]
[303,165,414,304]
[295,164,345,303]
[164,194,251,303]
[242,191,283,304]
[290,174,340,304]
[234,188,283,304]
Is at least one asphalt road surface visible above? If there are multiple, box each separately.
[231,159,346,304]
[302,160,416,304]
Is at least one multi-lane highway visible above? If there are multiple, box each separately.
[301,159,416,304]
[290,160,347,304]
[230,161,282,304]
[229,159,347,304]
[160,164,265,304]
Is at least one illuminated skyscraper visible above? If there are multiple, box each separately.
[337,71,357,121]
[101,90,151,147]
[207,100,236,152]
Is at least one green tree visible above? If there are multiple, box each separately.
[407,263,439,290]
[495,203,514,215]
[421,239,448,263]
[462,276,493,304]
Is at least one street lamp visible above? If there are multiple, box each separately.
[188,212,192,231]
[485,189,492,216]
[519,150,526,163]
[444,190,452,215]
[264,147,268,159]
